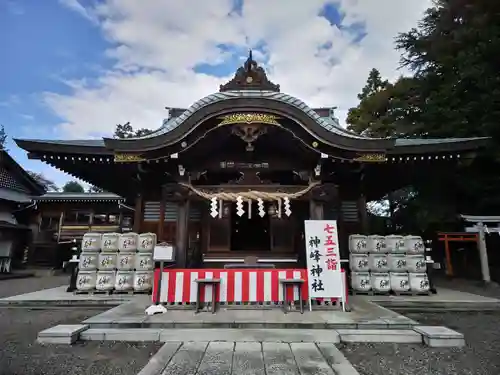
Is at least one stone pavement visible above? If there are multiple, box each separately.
[137,341,358,375]
[0,285,137,306]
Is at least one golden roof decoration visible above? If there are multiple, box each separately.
[219,50,280,92]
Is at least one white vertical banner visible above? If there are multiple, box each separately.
[304,220,343,308]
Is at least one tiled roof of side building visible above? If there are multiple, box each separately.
[18,139,106,147]
[34,192,124,201]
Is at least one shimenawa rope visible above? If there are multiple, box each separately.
[178,181,320,201]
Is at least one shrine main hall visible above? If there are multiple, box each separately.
[15,53,487,268]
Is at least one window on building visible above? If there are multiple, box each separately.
[93,212,120,225]
[122,216,133,231]
[64,211,91,225]
[40,215,59,230]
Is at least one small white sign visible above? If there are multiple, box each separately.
[304,220,343,300]
[153,244,175,261]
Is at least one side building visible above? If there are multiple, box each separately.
[29,192,135,268]
[0,150,45,272]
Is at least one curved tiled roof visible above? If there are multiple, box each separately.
[129,90,378,141]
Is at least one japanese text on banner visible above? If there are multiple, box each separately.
[304,220,343,299]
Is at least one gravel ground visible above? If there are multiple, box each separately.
[340,311,500,375]
[0,274,68,298]
[0,308,162,375]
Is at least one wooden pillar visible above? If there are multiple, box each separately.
[309,200,324,220]
[157,189,167,241]
[477,223,492,283]
[133,194,143,233]
[358,194,369,234]
[175,199,190,268]
[388,191,396,231]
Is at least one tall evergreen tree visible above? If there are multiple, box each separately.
[114,122,154,138]
[347,0,500,229]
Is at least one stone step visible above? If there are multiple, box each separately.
[81,328,341,343]
[37,324,89,344]
[86,320,414,330]
[413,326,465,347]
[336,329,422,343]
[79,327,428,344]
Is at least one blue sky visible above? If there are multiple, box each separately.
[0,0,429,190]
[0,0,114,187]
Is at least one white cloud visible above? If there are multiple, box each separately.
[45,0,432,137]
[58,0,97,23]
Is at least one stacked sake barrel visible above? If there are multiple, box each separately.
[349,234,430,295]
[76,232,156,294]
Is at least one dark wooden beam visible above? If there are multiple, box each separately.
[175,199,189,267]
[158,188,166,241]
[133,194,143,233]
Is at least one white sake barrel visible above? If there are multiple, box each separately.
[367,235,386,253]
[349,234,368,253]
[350,254,370,272]
[390,272,410,292]
[76,270,97,291]
[135,252,153,271]
[405,235,425,254]
[98,252,117,270]
[133,271,153,291]
[96,271,115,291]
[385,235,406,253]
[406,255,426,273]
[370,272,391,293]
[351,272,372,292]
[368,254,389,272]
[138,233,156,252]
[114,270,134,291]
[81,233,102,252]
[78,252,98,271]
[388,254,408,272]
[101,233,120,252]
[117,252,135,271]
[118,233,138,252]
[409,272,430,293]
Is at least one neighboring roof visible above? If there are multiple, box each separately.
[0,150,45,196]
[461,214,500,223]
[0,220,30,230]
[34,192,124,202]
[395,137,489,146]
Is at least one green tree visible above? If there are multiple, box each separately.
[395,0,500,140]
[0,125,7,150]
[347,0,500,229]
[347,72,424,138]
[87,185,104,193]
[114,122,154,139]
[27,171,59,192]
[62,180,85,193]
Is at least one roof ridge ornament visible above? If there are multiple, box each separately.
[219,49,280,92]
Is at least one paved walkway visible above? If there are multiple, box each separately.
[138,341,357,375]
[0,274,68,298]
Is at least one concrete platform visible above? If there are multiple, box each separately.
[0,286,144,307]
[81,297,419,330]
[2,285,499,311]
[367,287,500,311]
